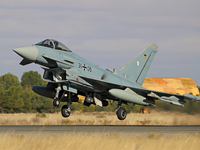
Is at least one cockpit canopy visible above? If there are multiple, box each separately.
[35,39,71,52]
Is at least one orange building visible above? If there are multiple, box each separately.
[143,78,199,95]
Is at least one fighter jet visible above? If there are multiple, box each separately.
[13,39,200,120]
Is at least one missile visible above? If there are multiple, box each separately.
[159,96,184,106]
[109,88,154,106]
[183,94,200,101]
[85,96,94,104]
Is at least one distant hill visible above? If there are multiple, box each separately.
[143,78,199,95]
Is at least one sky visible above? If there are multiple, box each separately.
[0,0,200,85]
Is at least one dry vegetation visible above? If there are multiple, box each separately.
[1,111,200,149]
[0,132,200,150]
[1,110,200,125]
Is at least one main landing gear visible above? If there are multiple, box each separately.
[53,84,72,118]
[61,92,72,118]
[116,100,127,120]
[61,104,71,117]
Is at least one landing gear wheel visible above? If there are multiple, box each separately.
[116,107,127,120]
[61,105,71,118]
[53,98,60,107]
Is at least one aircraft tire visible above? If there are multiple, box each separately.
[53,98,60,107]
[116,107,127,120]
[61,105,71,118]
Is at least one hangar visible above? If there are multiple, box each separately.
[143,78,199,95]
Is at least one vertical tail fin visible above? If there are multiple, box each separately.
[120,43,158,85]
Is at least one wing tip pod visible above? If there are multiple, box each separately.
[149,43,158,51]
[184,94,200,101]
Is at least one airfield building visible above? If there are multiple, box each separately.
[142,78,199,95]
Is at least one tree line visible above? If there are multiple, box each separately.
[0,71,200,114]
[0,71,140,113]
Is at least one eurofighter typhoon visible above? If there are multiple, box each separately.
[13,39,200,120]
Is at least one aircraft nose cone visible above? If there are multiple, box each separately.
[13,46,39,61]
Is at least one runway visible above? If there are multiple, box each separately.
[1,125,200,135]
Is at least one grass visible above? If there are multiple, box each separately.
[1,111,200,149]
[0,132,200,150]
[1,111,200,125]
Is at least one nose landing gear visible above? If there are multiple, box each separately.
[53,84,62,107]
[53,98,60,107]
